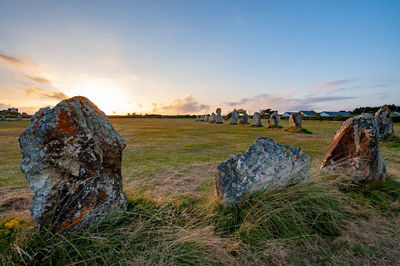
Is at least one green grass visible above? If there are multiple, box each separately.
[0,118,400,264]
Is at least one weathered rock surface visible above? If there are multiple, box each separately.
[231,109,238,124]
[210,112,216,123]
[268,112,280,127]
[289,112,302,129]
[216,108,223,124]
[216,137,312,205]
[320,114,387,182]
[19,96,127,232]
[252,112,262,127]
[375,105,394,140]
[239,112,249,124]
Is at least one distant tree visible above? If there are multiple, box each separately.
[236,109,247,115]
[259,109,277,119]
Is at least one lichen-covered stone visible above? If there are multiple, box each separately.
[375,105,394,140]
[216,137,311,206]
[216,108,223,124]
[231,109,238,124]
[268,112,280,127]
[252,112,262,127]
[210,112,216,123]
[289,112,302,129]
[320,114,387,182]
[19,96,127,232]
[239,112,249,124]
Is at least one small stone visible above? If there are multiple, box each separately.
[252,112,262,127]
[216,137,312,206]
[210,112,216,123]
[268,112,280,127]
[320,114,387,182]
[231,109,238,124]
[289,112,302,129]
[239,112,249,124]
[19,96,127,232]
[216,108,223,124]
[375,105,394,140]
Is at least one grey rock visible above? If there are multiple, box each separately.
[289,112,302,129]
[239,112,249,124]
[210,112,216,123]
[231,109,238,124]
[19,96,127,232]
[252,112,262,127]
[320,114,387,182]
[17,115,22,120]
[216,137,312,206]
[375,105,394,140]
[216,108,223,124]
[200,115,205,121]
[268,112,280,127]
[204,114,210,122]
[195,116,199,121]
[1,116,5,121]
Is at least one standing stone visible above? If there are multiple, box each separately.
[216,137,312,206]
[216,108,223,124]
[289,112,302,129]
[195,116,199,121]
[19,96,127,232]
[17,115,22,120]
[268,112,280,127]
[204,114,210,122]
[1,116,5,121]
[320,114,387,182]
[252,112,262,127]
[375,105,394,140]
[230,109,238,124]
[210,112,216,123]
[239,112,249,124]
[200,115,205,121]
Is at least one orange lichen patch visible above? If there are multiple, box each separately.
[79,98,86,109]
[57,108,75,136]
[32,111,46,135]
[59,201,95,230]
[284,149,291,156]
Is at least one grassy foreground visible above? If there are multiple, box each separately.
[0,118,399,264]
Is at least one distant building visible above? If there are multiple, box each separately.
[282,112,294,117]
[320,111,351,117]
[299,111,316,117]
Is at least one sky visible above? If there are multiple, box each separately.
[0,0,399,115]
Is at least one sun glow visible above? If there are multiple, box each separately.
[69,79,128,115]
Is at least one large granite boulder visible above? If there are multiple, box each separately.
[19,96,127,232]
[289,112,302,129]
[320,114,387,182]
[375,105,394,140]
[252,112,262,127]
[239,112,249,124]
[231,109,238,124]
[216,137,312,206]
[216,108,223,124]
[268,112,280,127]
[210,112,216,123]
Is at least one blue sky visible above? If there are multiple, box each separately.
[0,0,399,114]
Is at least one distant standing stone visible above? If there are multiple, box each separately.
[320,114,387,182]
[17,115,22,120]
[252,112,262,127]
[268,112,280,127]
[216,108,223,124]
[375,105,394,140]
[200,115,205,121]
[239,112,249,124]
[195,116,199,121]
[231,109,238,124]
[216,137,312,206]
[0,116,5,121]
[19,96,128,232]
[289,112,302,129]
[210,112,216,123]
[204,114,210,122]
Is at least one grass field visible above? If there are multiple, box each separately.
[1,118,400,264]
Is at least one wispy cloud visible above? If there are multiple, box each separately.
[0,53,26,66]
[23,75,52,84]
[225,93,356,112]
[376,92,389,99]
[25,86,68,101]
[372,84,387,88]
[315,79,355,88]
[154,94,209,114]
